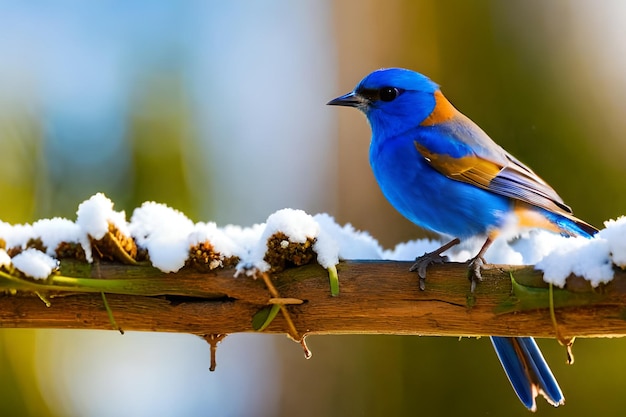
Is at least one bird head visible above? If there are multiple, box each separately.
[328,68,441,138]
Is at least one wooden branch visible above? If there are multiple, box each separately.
[2,260,626,341]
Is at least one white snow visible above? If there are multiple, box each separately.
[76,193,130,262]
[384,239,449,262]
[262,209,319,244]
[382,218,626,288]
[189,222,238,258]
[0,249,11,268]
[507,230,571,265]
[249,209,320,273]
[597,216,626,267]
[312,227,340,269]
[536,237,613,287]
[32,218,81,256]
[224,223,265,275]
[11,248,58,280]
[223,223,265,264]
[0,221,35,250]
[0,193,624,287]
[534,217,626,287]
[129,202,195,273]
[313,213,382,262]
[189,222,240,269]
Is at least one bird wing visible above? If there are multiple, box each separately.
[413,112,573,216]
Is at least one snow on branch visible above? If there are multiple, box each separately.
[1,193,626,347]
[1,260,626,340]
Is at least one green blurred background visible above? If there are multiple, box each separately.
[1,1,625,416]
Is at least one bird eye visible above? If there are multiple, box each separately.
[379,87,400,102]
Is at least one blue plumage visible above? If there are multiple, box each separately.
[491,337,564,411]
[369,125,510,238]
[329,67,597,410]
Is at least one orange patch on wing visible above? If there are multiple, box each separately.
[513,203,561,233]
[414,142,503,188]
[420,90,457,126]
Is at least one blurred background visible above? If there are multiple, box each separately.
[1,1,625,416]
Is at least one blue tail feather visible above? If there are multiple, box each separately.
[491,336,565,411]
[540,209,598,238]
[489,211,592,411]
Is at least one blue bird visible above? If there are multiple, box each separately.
[328,68,597,411]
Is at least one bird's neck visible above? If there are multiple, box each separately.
[419,90,458,127]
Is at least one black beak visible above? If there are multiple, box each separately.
[326,91,364,107]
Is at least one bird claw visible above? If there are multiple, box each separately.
[468,256,485,293]
[410,251,450,291]
[408,238,460,291]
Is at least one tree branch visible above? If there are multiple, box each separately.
[1,260,626,341]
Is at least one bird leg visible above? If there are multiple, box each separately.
[468,236,495,292]
[409,238,460,290]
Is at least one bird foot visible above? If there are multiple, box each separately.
[409,251,450,291]
[409,238,460,291]
[468,256,486,293]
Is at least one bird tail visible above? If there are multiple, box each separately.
[490,336,565,411]
[541,209,598,238]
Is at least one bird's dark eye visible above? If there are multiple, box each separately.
[379,87,400,102]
